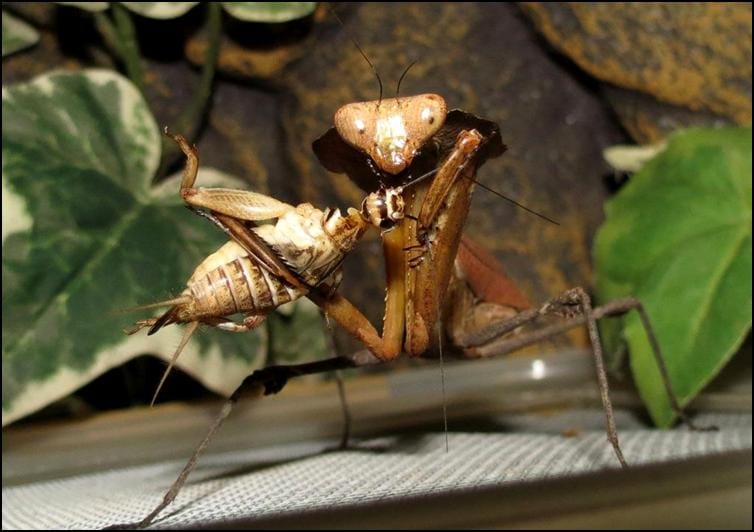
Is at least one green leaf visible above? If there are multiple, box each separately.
[268,299,330,365]
[594,127,752,427]
[57,2,317,22]
[2,70,267,425]
[2,11,40,57]
[222,2,316,22]
[120,2,198,19]
[56,2,110,12]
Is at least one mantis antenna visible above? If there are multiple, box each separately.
[396,60,419,100]
[328,7,384,106]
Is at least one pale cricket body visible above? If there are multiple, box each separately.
[137,203,367,334]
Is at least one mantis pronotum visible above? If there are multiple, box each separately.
[116,94,695,529]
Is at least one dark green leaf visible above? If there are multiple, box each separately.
[268,299,330,365]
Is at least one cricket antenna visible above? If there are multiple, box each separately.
[329,6,383,105]
[396,59,418,99]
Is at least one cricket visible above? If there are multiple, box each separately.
[111,84,700,529]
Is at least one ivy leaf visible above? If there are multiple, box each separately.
[56,2,109,12]
[2,11,40,57]
[119,2,198,19]
[268,299,330,365]
[2,70,268,425]
[594,127,752,427]
[58,2,316,22]
[221,2,317,22]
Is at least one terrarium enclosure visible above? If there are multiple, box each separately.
[2,2,752,529]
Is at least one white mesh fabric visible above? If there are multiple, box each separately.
[2,411,751,530]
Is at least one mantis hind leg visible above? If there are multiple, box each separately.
[453,282,711,467]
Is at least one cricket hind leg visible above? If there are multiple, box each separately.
[207,314,266,333]
[165,129,294,222]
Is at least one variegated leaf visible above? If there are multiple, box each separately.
[2,11,40,57]
[2,70,270,425]
[222,2,316,22]
[120,2,198,19]
[56,2,110,12]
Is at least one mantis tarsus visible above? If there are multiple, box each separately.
[115,93,699,530]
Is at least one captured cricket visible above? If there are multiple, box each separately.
[113,88,697,528]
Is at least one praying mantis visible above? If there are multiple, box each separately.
[118,92,696,529]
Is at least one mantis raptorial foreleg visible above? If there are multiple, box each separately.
[320,128,485,360]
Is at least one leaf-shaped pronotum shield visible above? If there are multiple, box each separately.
[2,70,268,425]
[595,127,752,427]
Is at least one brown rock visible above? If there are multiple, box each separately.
[186,32,310,80]
[603,86,735,144]
[521,3,752,141]
[185,5,320,80]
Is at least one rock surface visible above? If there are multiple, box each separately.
[521,3,752,142]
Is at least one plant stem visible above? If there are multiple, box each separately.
[111,3,145,93]
[93,11,124,59]
[178,2,222,134]
[158,3,223,177]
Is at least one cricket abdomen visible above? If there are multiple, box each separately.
[182,240,302,320]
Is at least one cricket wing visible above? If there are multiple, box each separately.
[186,188,295,221]
[214,214,310,292]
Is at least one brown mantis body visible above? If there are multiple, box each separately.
[116,94,699,529]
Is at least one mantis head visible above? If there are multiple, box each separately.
[334,94,447,175]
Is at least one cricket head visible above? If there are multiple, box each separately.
[360,186,406,230]
[334,94,447,175]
